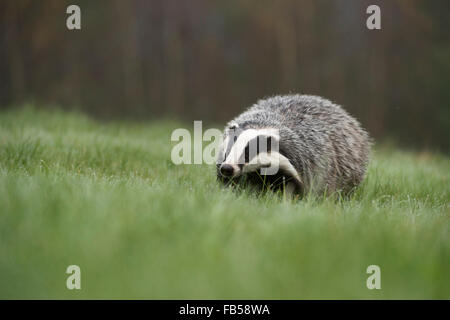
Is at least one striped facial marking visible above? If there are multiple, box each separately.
[219,128,280,177]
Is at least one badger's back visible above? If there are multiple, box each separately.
[219,94,371,195]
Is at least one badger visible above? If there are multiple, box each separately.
[216,94,371,196]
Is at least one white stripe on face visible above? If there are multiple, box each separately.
[223,128,279,167]
[242,151,302,186]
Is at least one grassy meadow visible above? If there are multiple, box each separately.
[0,107,449,299]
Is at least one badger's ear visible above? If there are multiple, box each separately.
[228,122,239,130]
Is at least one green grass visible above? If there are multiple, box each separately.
[0,106,449,299]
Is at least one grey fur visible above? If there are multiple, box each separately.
[216,94,371,195]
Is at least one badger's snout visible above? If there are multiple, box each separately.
[219,163,240,177]
[219,164,233,177]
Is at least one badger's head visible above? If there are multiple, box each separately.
[216,123,303,195]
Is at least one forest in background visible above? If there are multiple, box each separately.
[1,0,449,151]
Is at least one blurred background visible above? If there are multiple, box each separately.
[0,0,449,151]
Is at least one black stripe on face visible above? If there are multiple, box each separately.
[239,135,274,165]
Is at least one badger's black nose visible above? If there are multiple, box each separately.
[220,164,234,177]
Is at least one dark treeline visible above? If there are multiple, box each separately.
[0,0,449,151]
